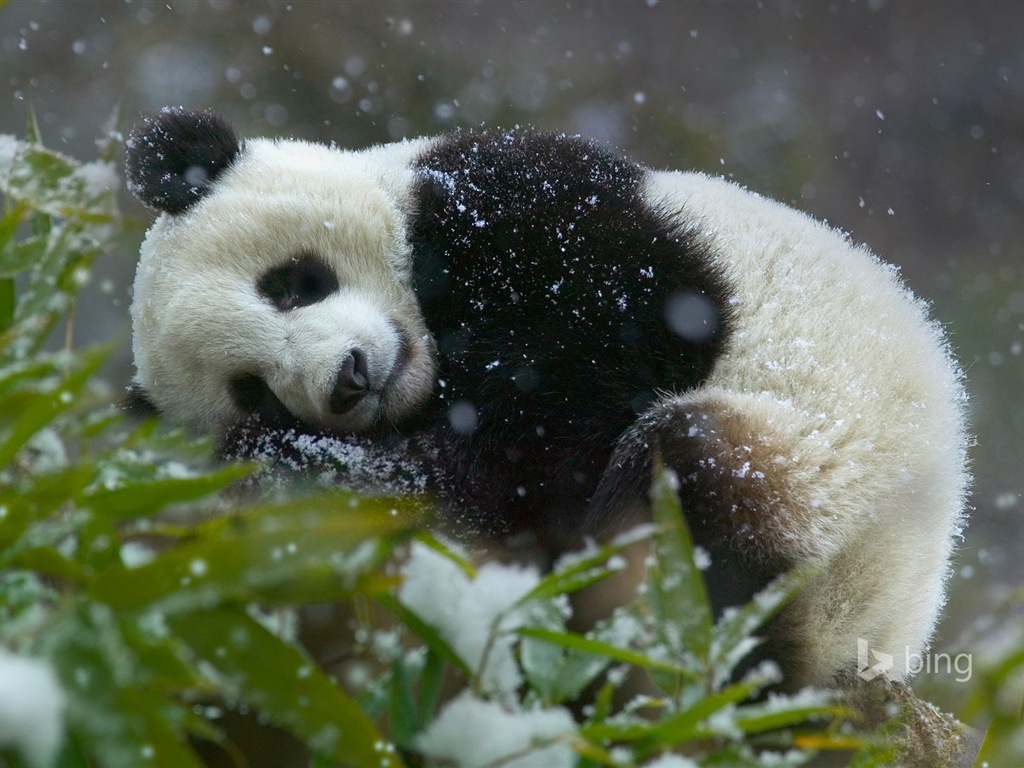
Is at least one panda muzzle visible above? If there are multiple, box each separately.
[329,349,371,414]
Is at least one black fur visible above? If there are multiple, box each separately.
[123,382,159,418]
[228,374,297,428]
[257,252,340,311]
[124,108,240,215]
[407,130,734,541]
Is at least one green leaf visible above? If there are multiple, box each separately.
[170,608,402,768]
[519,626,695,679]
[0,200,26,250]
[0,344,109,469]
[0,354,62,394]
[520,626,571,704]
[700,743,814,767]
[23,109,42,146]
[573,738,638,768]
[418,648,446,728]
[0,233,47,277]
[13,226,100,352]
[412,529,476,578]
[630,677,831,760]
[711,561,822,687]
[515,529,648,608]
[972,683,1024,768]
[97,104,124,164]
[88,496,410,613]
[0,570,59,636]
[729,698,836,736]
[0,497,34,556]
[119,620,207,694]
[81,463,252,519]
[582,668,772,746]
[647,460,713,668]
[0,464,95,556]
[377,593,472,677]
[388,655,419,748]
[0,140,118,218]
[0,278,12,333]
[43,604,207,768]
[3,546,86,581]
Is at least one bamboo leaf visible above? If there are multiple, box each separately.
[972,684,1024,768]
[170,609,402,768]
[518,627,695,679]
[0,278,12,333]
[81,463,252,519]
[388,655,419,748]
[0,139,118,218]
[647,460,713,667]
[377,593,472,677]
[44,604,207,768]
[418,648,446,728]
[0,344,108,468]
[711,561,822,687]
[0,200,26,251]
[88,498,409,613]
[516,532,645,608]
[0,233,47,278]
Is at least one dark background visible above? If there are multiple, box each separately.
[2,0,1021,709]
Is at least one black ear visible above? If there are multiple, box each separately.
[124,107,241,215]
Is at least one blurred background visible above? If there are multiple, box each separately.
[1,0,1021,709]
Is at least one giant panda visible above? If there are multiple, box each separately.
[123,107,969,689]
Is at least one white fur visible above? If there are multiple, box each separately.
[643,172,969,684]
[132,136,439,432]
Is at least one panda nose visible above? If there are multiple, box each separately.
[329,348,370,414]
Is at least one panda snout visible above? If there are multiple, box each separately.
[329,348,371,414]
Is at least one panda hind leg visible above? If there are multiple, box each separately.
[587,397,802,675]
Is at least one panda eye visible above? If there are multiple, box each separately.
[258,253,340,311]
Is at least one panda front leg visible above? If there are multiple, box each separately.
[219,412,441,502]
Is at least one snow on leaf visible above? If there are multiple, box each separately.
[398,541,541,703]
[0,649,66,768]
[416,691,576,768]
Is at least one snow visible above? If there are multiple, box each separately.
[73,160,119,199]
[0,135,18,166]
[398,542,540,702]
[229,428,434,498]
[447,400,479,434]
[21,428,68,473]
[0,650,66,768]
[641,755,699,768]
[416,692,576,768]
[120,540,157,569]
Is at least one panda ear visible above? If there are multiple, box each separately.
[124,107,241,215]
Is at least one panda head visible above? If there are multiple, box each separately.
[124,108,436,433]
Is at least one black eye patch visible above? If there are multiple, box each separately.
[258,252,340,311]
